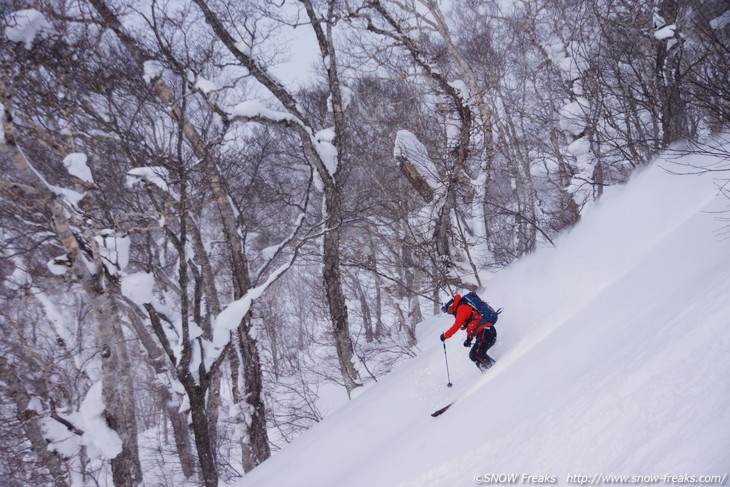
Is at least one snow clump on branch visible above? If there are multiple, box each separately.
[4,9,52,49]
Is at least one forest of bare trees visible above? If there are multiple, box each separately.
[1,0,727,485]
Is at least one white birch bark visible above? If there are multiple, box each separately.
[1,84,144,487]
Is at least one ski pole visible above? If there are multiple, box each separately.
[442,341,453,387]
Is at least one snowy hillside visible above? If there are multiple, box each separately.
[234,143,730,486]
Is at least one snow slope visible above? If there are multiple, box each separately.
[234,143,730,486]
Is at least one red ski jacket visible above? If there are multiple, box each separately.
[443,294,494,339]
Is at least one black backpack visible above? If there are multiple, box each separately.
[458,291,501,328]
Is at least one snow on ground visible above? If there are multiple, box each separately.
[233,142,730,486]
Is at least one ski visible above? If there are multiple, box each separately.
[430,402,454,417]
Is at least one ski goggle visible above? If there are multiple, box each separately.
[441,298,454,313]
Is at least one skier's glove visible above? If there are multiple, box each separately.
[440,333,446,342]
[463,338,472,347]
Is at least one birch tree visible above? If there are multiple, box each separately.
[185,0,364,396]
[1,82,144,487]
[348,1,485,287]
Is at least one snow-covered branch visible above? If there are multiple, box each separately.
[207,251,298,369]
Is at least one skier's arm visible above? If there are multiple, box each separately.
[443,306,470,339]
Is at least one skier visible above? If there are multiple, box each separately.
[440,294,497,371]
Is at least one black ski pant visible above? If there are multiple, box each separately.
[469,326,496,371]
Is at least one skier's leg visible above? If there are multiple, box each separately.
[469,329,492,371]
[483,327,496,366]
[470,327,496,371]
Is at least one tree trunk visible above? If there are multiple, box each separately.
[123,302,197,478]
[356,279,374,343]
[89,286,144,487]
[323,190,363,396]
[165,397,197,479]
[2,98,143,487]
[402,240,423,347]
[368,244,386,340]
[237,317,271,471]
[655,0,687,145]
[0,356,70,487]
[300,0,364,397]
[187,386,218,487]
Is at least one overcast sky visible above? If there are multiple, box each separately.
[268,7,321,88]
